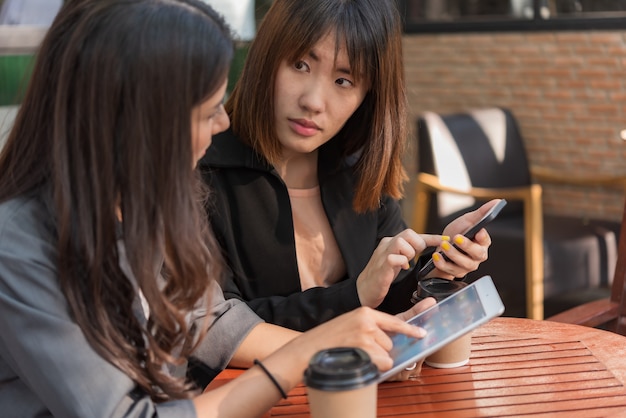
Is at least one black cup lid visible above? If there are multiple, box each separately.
[416,277,467,302]
[303,347,379,391]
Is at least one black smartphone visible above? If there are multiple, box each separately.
[416,199,507,280]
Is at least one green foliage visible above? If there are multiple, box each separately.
[228,43,249,93]
[0,54,35,106]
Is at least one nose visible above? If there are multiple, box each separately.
[298,78,325,114]
[212,105,230,135]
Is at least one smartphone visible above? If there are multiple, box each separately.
[378,275,504,382]
[417,199,507,279]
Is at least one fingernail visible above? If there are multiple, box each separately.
[403,263,410,270]
[454,236,464,245]
[441,235,450,241]
[441,241,451,251]
[432,253,441,262]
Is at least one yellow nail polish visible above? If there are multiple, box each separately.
[442,235,450,241]
[433,253,441,262]
[403,263,410,270]
[441,242,451,251]
[454,236,464,245]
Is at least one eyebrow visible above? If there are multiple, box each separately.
[308,49,352,76]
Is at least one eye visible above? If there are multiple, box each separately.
[336,78,354,88]
[206,104,224,120]
[294,60,310,72]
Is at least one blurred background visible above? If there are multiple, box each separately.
[1,0,625,320]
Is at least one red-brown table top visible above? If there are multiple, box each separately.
[208,317,626,417]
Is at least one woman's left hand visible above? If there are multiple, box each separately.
[427,199,498,280]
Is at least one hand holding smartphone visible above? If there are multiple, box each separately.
[417,199,507,280]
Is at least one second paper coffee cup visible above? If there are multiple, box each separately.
[424,332,471,368]
[413,277,472,368]
[303,347,379,418]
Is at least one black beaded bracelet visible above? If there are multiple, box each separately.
[253,359,288,399]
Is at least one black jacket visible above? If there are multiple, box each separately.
[199,129,423,331]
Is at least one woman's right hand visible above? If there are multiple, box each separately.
[296,306,426,370]
[383,296,437,381]
[198,305,430,417]
[356,229,444,308]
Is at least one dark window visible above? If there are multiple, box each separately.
[399,0,626,32]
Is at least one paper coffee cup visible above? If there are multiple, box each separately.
[425,332,472,368]
[304,347,379,418]
[412,278,472,368]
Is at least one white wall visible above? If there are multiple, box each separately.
[202,0,255,41]
[0,0,62,25]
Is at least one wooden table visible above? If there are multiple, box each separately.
[208,317,626,417]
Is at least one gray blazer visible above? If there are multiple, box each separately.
[0,193,263,417]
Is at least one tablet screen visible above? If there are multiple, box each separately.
[388,284,486,370]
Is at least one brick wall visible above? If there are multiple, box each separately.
[401,31,626,222]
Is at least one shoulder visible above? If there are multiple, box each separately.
[0,192,56,261]
[199,128,269,171]
[0,193,52,240]
[0,194,37,223]
[0,192,61,313]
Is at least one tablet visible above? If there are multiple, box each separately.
[378,275,504,382]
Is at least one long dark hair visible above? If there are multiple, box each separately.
[228,0,407,212]
[0,0,233,400]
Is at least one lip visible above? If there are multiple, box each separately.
[288,118,320,137]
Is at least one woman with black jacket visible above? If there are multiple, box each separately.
[199,0,498,332]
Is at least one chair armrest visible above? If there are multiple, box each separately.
[416,172,534,201]
[412,172,542,234]
[546,298,619,329]
[530,167,626,190]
